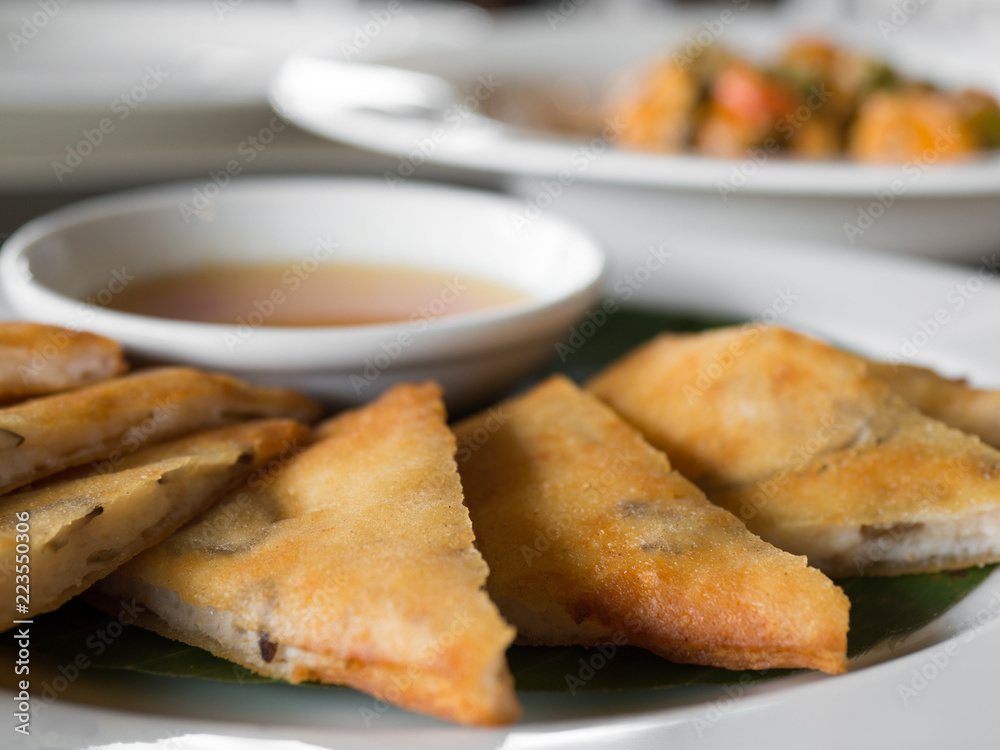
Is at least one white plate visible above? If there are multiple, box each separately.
[3,235,1000,749]
[269,7,1000,260]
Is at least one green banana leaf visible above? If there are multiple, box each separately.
[14,564,993,692]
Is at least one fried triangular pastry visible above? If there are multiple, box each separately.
[93,383,520,726]
[0,419,309,622]
[868,361,1000,448]
[0,322,127,404]
[0,367,319,495]
[589,326,1000,577]
[454,375,849,674]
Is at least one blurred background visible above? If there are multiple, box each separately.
[3,0,999,257]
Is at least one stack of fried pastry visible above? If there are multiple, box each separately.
[6,320,1000,727]
[0,323,320,624]
[0,323,518,725]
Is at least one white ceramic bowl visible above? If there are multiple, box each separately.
[0,177,604,410]
[269,8,1000,261]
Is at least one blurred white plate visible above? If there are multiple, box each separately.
[270,7,1000,260]
[3,235,1000,748]
[0,0,490,191]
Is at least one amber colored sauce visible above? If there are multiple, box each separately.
[101,263,527,326]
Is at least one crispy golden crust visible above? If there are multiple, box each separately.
[0,367,320,496]
[588,326,885,489]
[613,59,700,153]
[588,326,1000,577]
[97,383,519,727]
[0,322,127,404]
[0,419,310,622]
[868,361,1000,448]
[454,375,849,675]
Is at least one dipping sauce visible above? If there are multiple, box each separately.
[100,263,528,326]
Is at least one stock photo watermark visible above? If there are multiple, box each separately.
[340,1,404,61]
[510,116,626,231]
[222,235,340,352]
[11,596,146,736]
[213,0,243,19]
[521,447,638,569]
[182,438,306,555]
[734,414,842,522]
[51,66,170,182]
[555,244,672,363]
[692,671,761,736]
[178,111,291,222]
[852,458,971,575]
[455,407,510,463]
[885,254,1000,367]
[843,126,962,244]
[90,400,181,475]
[17,268,135,385]
[878,0,931,39]
[12,512,31,735]
[671,0,752,68]
[34,601,145,716]
[716,83,831,201]
[7,0,71,53]
[897,587,1000,705]
[383,75,501,190]
[350,277,469,394]
[564,621,641,694]
[681,288,799,402]
[359,608,479,726]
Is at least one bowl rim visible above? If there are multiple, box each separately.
[0,176,606,369]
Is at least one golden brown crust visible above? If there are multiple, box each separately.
[454,375,849,675]
[588,326,885,489]
[588,326,1000,577]
[0,322,127,404]
[98,383,520,727]
[0,419,310,621]
[0,367,320,495]
[868,361,1000,448]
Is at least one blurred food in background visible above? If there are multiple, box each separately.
[609,37,1000,162]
